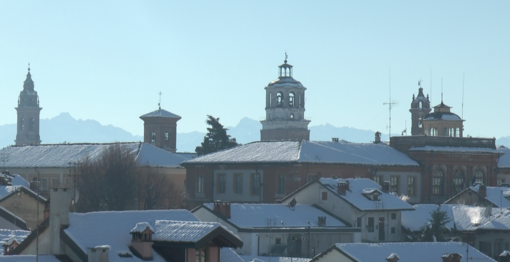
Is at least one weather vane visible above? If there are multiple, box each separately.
[418,79,422,87]
[158,91,162,109]
[285,52,288,62]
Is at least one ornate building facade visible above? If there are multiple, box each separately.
[15,66,42,146]
[260,55,310,141]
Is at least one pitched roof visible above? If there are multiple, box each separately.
[0,142,187,168]
[498,146,510,168]
[317,178,414,211]
[0,229,30,255]
[451,205,510,231]
[240,255,310,262]
[183,140,419,166]
[0,206,28,230]
[0,255,63,262]
[401,204,456,232]
[139,108,181,119]
[327,242,495,262]
[470,185,510,208]
[200,203,348,228]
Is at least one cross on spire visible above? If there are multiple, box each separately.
[158,91,162,110]
[28,63,30,72]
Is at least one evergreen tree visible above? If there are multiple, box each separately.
[420,206,452,242]
[195,115,238,155]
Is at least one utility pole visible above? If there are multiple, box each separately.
[383,70,397,138]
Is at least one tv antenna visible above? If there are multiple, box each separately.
[462,73,465,120]
[383,69,397,138]
[158,91,162,110]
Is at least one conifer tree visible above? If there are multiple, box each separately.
[195,115,238,155]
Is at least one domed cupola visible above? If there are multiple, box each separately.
[409,81,431,135]
[260,54,310,141]
[422,97,464,137]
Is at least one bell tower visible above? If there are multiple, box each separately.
[409,81,431,136]
[260,54,310,141]
[15,65,42,146]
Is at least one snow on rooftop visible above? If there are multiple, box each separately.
[140,108,181,119]
[221,248,245,262]
[470,185,510,208]
[0,229,30,256]
[184,140,418,166]
[203,203,347,228]
[409,146,499,153]
[0,142,186,168]
[335,242,495,262]
[319,178,414,211]
[240,255,310,262]
[130,222,154,233]
[64,210,198,262]
[451,205,510,231]
[498,146,510,168]
[0,174,31,200]
[401,204,456,232]
[299,141,419,166]
[0,255,63,262]
[154,220,240,243]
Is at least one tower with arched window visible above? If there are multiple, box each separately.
[421,99,464,137]
[409,81,431,136]
[260,55,310,141]
[139,106,181,153]
[15,66,42,146]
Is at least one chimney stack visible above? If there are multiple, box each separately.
[374,132,381,144]
[382,181,390,193]
[479,185,487,197]
[337,181,349,196]
[332,138,339,142]
[500,251,510,262]
[87,245,111,262]
[318,216,326,226]
[386,253,399,262]
[214,201,231,219]
[49,187,74,255]
[130,222,154,260]
[441,253,462,262]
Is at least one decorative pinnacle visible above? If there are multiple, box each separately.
[158,91,162,110]
[284,52,288,64]
[28,63,30,72]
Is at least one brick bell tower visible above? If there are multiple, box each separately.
[15,65,42,146]
[140,103,181,153]
[409,80,431,136]
[260,54,311,141]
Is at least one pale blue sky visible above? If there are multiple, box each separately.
[1,1,509,139]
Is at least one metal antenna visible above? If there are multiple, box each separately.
[158,91,162,110]
[441,78,443,103]
[462,73,465,120]
[430,69,432,104]
[383,69,396,139]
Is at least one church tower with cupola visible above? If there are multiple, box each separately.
[140,104,181,153]
[15,65,42,146]
[409,81,431,136]
[260,55,310,141]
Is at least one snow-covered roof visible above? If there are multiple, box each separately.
[498,146,510,168]
[0,142,187,168]
[130,222,154,233]
[220,248,245,262]
[0,255,63,262]
[424,112,462,121]
[331,242,495,262]
[470,185,510,208]
[184,140,419,167]
[0,229,30,256]
[64,210,199,262]
[0,174,31,200]
[401,204,456,232]
[409,146,500,154]
[201,203,347,228]
[451,205,510,231]
[319,178,414,211]
[139,108,181,119]
[153,220,241,243]
[240,255,310,262]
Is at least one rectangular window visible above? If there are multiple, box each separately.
[391,213,396,220]
[196,175,204,193]
[355,175,362,179]
[65,177,71,186]
[498,179,505,186]
[234,173,243,194]
[51,178,59,188]
[151,132,156,143]
[251,173,260,195]
[332,175,339,179]
[407,177,416,196]
[321,191,328,201]
[275,238,281,245]
[391,227,396,234]
[277,175,285,195]
[41,178,48,190]
[164,132,169,141]
[374,176,383,186]
[368,217,374,232]
[356,217,361,227]
[196,248,207,262]
[390,176,399,195]
[217,174,226,194]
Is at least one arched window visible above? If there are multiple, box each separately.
[20,118,25,131]
[289,92,295,107]
[419,101,423,109]
[456,127,460,137]
[269,93,272,107]
[29,118,35,131]
[432,168,444,195]
[474,169,484,185]
[276,92,283,107]
[453,169,465,194]
[151,132,156,143]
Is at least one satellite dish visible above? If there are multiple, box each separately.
[71,189,80,205]
[289,198,297,208]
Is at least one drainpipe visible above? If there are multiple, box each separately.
[428,150,434,203]
[255,165,262,203]
[35,167,40,262]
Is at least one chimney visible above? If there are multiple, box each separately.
[332,138,339,142]
[382,181,390,193]
[386,253,399,262]
[479,185,487,197]
[374,132,381,144]
[44,202,50,221]
[318,216,326,226]
[500,250,510,262]
[87,245,111,262]
[441,253,462,262]
[49,187,74,255]
[130,222,154,260]
[213,201,231,219]
[337,181,349,196]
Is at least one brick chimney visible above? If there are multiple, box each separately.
[500,250,510,262]
[479,185,487,197]
[337,181,349,196]
[386,253,399,262]
[441,253,462,262]
[87,245,110,262]
[318,216,326,226]
[49,187,74,255]
[382,181,390,193]
[374,132,381,144]
[3,239,19,255]
[213,201,231,219]
[130,222,154,260]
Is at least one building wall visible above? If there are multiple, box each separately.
[0,193,45,230]
[314,249,354,262]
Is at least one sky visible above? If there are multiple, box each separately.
[1,1,509,139]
